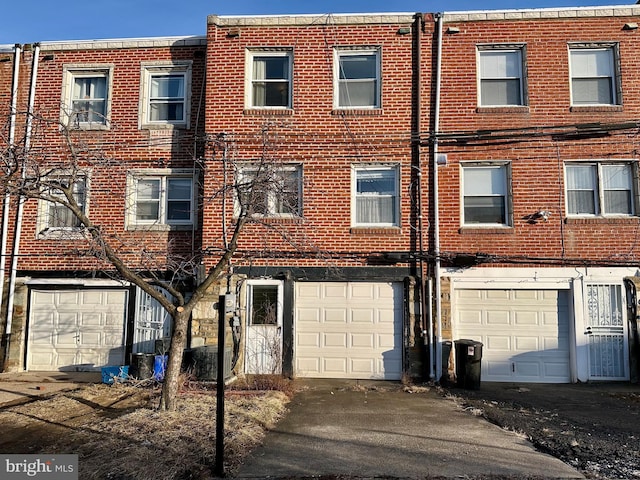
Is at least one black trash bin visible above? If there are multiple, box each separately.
[454,339,483,389]
[129,353,155,380]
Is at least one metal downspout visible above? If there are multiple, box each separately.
[2,44,21,363]
[411,13,432,380]
[6,44,39,361]
[433,14,444,381]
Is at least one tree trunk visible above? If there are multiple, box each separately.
[160,309,189,411]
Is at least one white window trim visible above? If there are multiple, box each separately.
[235,164,303,218]
[333,47,381,110]
[244,49,293,110]
[564,161,637,217]
[126,168,197,230]
[61,64,114,130]
[568,43,620,107]
[460,162,512,227]
[36,172,90,239]
[476,44,526,107]
[351,164,400,227]
[139,61,192,129]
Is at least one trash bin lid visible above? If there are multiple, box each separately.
[455,338,483,346]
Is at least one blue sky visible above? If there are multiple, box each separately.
[1,0,632,44]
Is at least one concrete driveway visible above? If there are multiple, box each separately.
[0,371,100,407]
[236,380,583,479]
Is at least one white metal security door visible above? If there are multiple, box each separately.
[245,280,283,374]
[133,286,173,353]
[585,284,628,380]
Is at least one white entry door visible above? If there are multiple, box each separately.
[585,284,629,380]
[245,280,283,375]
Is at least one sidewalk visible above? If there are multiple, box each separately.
[236,380,583,479]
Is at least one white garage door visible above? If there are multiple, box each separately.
[28,289,128,371]
[295,282,403,380]
[455,289,570,383]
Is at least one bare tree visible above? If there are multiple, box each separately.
[1,113,314,411]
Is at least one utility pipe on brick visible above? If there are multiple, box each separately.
[432,13,444,381]
[6,44,40,358]
[1,44,21,364]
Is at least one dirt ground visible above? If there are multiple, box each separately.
[0,380,290,479]
[445,382,640,480]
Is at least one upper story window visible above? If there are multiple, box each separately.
[352,165,399,227]
[246,50,292,109]
[127,169,196,229]
[140,61,192,129]
[462,163,511,226]
[569,44,621,106]
[565,162,636,216]
[61,65,113,129]
[237,164,302,217]
[478,45,526,106]
[37,174,88,238]
[334,48,381,109]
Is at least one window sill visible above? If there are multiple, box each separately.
[249,216,304,225]
[141,123,189,131]
[244,109,294,116]
[37,229,89,240]
[565,216,639,225]
[127,224,195,232]
[332,109,382,116]
[476,106,529,114]
[350,227,401,235]
[570,105,623,113]
[459,226,514,235]
[69,123,111,131]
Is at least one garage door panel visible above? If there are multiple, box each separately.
[28,289,127,372]
[459,311,482,325]
[456,289,570,383]
[295,282,402,380]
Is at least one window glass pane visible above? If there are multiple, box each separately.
[602,165,631,190]
[604,191,632,214]
[480,51,520,78]
[567,191,596,214]
[253,56,289,80]
[150,75,184,98]
[464,196,506,224]
[603,165,633,214]
[357,170,396,194]
[275,170,300,215]
[136,203,160,221]
[72,77,107,122]
[251,286,279,325]
[253,82,289,107]
[339,54,376,79]
[566,165,596,190]
[480,79,521,105]
[167,178,192,200]
[572,78,613,104]
[150,102,184,122]
[357,196,395,224]
[464,167,506,195]
[566,165,597,214]
[137,179,160,200]
[339,80,376,107]
[571,49,613,77]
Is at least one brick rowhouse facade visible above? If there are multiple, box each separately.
[1,5,639,383]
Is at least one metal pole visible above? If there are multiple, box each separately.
[215,295,226,477]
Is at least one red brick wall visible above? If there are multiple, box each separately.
[202,18,430,269]
[436,15,640,266]
[9,42,206,272]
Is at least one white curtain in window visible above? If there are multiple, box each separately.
[252,58,267,106]
[356,170,396,224]
[602,165,632,214]
[566,165,597,214]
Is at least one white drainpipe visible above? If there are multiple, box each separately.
[6,44,40,355]
[2,44,21,351]
[433,14,444,381]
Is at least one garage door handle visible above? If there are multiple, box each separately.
[584,326,592,335]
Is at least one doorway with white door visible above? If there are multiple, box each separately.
[244,279,284,375]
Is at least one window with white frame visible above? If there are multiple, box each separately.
[352,166,399,226]
[565,162,636,216]
[128,170,195,227]
[569,44,620,106]
[140,62,192,128]
[37,175,87,236]
[462,164,511,226]
[62,65,113,128]
[246,50,292,108]
[478,45,526,106]
[334,48,381,109]
[237,165,302,217]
